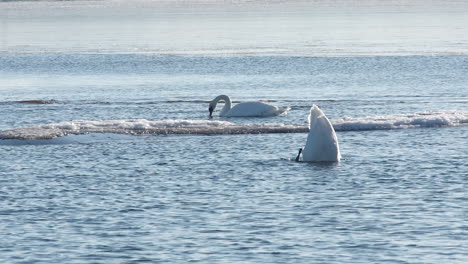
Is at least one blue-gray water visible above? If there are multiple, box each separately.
[1,1,468,263]
[1,53,467,264]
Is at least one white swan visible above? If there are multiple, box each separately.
[208,95,290,117]
[296,105,341,162]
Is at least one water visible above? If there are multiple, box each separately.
[1,1,468,263]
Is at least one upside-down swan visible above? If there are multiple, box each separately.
[208,95,290,117]
[296,105,341,162]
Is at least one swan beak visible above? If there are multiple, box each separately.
[209,106,214,118]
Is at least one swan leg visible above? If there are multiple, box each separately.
[295,148,303,162]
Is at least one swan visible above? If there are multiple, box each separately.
[208,95,290,117]
[296,105,341,162]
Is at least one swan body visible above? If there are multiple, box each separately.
[300,105,341,162]
[209,95,289,117]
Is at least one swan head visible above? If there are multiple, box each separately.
[208,104,215,118]
[208,95,229,118]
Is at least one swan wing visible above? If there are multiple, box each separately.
[226,102,287,117]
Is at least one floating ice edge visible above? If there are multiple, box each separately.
[1,110,467,140]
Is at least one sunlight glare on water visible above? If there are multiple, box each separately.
[1,0,468,56]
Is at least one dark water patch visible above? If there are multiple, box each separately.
[16,100,61,104]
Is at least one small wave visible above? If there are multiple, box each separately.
[7,97,460,106]
[4,100,223,105]
[0,110,466,140]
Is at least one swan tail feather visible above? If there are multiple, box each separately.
[308,104,324,128]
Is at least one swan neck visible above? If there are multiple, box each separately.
[214,95,231,116]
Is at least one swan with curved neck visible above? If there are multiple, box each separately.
[296,105,341,162]
[208,95,290,117]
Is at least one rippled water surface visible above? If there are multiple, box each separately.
[1,127,467,263]
[1,1,468,263]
